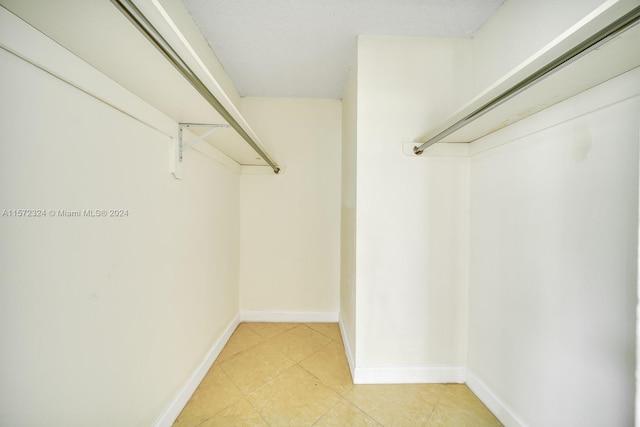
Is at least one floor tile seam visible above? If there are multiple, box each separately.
[219,335,294,367]
[217,360,268,398]
[241,373,305,427]
[204,395,273,427]
[309,329,339,345]
[295,360,336,392]
[246,323,267,339]
[216,358,242,385]
[216,364,245,399]
[248,398,273,427]
[295,359,354,397]
[243,385,273,425]
[241,359,301,400]
[229,323,264,341]
[298,322,336,340]
[192,394,246,427]
[175,368,246,426]
[258,338,300,364]
[432,400,502,424]
[294,324,331,345]
[283,362,344,411]
[261,327,332,351]
[183,380,246,426]
[260,324,334,358]
[342,386,442,426]
[341,394,388,426]
[261,342,300,371]
[304,323,341,341]
[262,329,295,345]
[248,322,299,341]
[426,383,459,420]
[242,323,265,338]
[296,339,333,365]
[309,396,344,426]
[216,336,268,363]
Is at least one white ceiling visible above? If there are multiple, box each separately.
[182,0,505,99]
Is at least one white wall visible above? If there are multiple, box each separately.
[154,0,242,110]
[238,98,342,318]
[0,45,240,426]
[352,37,470,378]
[470,0,608,93]
[467,68,639,426]
[340,62,358,363]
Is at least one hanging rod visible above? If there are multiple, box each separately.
[110,0,281,173]
[414,4,640,155]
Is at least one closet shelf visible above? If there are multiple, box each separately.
[413,0,640,154]
[111,0,281,173]
[1,0,281,171]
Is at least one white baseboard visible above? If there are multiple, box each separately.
[466,369,527,427]
[152,313,241,427]
[338,313,356,379]
[151,310,525,427]
[337,314,465,385]
[353,366,466,385]
[239,310,339,323]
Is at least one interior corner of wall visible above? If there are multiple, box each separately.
[338,312,357,379]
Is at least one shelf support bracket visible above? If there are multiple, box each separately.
[171,123,230,179]
[178,123,230,162]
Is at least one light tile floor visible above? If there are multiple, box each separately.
[173,323,502,426]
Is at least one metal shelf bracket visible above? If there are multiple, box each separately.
[171,123,230,179]
[178,123,230,163]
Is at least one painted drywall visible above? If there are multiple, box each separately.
[353,36,471,373]
[340,62,358,362]
[0,45,240,426]
[468,68,639,426]
[153,0,242,110]
[470,0,610,94]
[238,98,342,316]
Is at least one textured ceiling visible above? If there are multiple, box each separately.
[182,0,504,99]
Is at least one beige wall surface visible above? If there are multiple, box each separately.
[468,67,639,427]
[2,0,637,425]
[354,36,471,370]
[0,46,240,426]
[238,97,342,315]
[470,0,610,95]
[340,62,358,363]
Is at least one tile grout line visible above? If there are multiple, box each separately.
[195,364,246,426]
[252,322,343,426]
[343,396,387,426]
[295,323,365,425]
[213,325,287,424]
[232,324,329,424]
[309,397,343,427]
[179,323,353,426]
[423,384,448,426]
[288,346,347,427]
[176,323,502,426]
